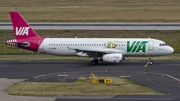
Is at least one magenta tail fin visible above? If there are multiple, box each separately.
[10,12,41,39]
[8,12,44,52]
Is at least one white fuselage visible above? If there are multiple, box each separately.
[38,38,174,57]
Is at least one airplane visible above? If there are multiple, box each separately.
[6,11,174,65]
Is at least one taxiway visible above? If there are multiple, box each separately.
[1,23,180,30]
[0,60,180,101]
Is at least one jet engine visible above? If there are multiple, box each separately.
[100,53,123,63]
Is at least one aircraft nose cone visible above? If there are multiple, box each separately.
[169,47,174,54]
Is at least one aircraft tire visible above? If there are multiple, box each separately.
[90,60,96,65]
[90,59,98,65]
[149,61,153,65]
[95,59,98,64]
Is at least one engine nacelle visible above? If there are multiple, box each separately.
[102,53,123,63]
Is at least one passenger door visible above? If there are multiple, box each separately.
[148,40,154,50]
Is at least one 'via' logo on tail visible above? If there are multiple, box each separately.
[127,41,148,52]
[16,27,30,35]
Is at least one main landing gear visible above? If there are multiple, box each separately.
[90,59,98,65]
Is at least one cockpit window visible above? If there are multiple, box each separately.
[159,43,168,46]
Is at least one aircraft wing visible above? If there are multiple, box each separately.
[67,47,126,57]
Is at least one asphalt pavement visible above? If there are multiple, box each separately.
[0,60,180,101]
[1,23,180,30]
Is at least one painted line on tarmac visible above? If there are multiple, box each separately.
[141,72,180,82]
[119,76,130,78]
[113,97,173,100]
[57,75,69,76]
[33,75,45,78]
[164,74,180,82]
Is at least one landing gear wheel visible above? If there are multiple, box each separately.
[94,59,98,64]
[149,61,153,65]
[90,59,98,66]
[90,60,96,65]
[148,56,153,65]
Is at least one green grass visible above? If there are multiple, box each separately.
[1,30,180,55]
[1,0,180,22]
[5,77,163,96]
[0,55,90,60]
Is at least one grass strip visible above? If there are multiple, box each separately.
[5,77,163,96]
[1,0,180,22]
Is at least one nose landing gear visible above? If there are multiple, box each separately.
[144,56,153,67]
[149,57,153,65]
[149,61,153,65]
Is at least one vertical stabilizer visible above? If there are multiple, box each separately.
[10,12,41,39]
[7,12,44,52]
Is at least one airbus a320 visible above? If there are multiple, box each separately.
[6,12,174,65]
